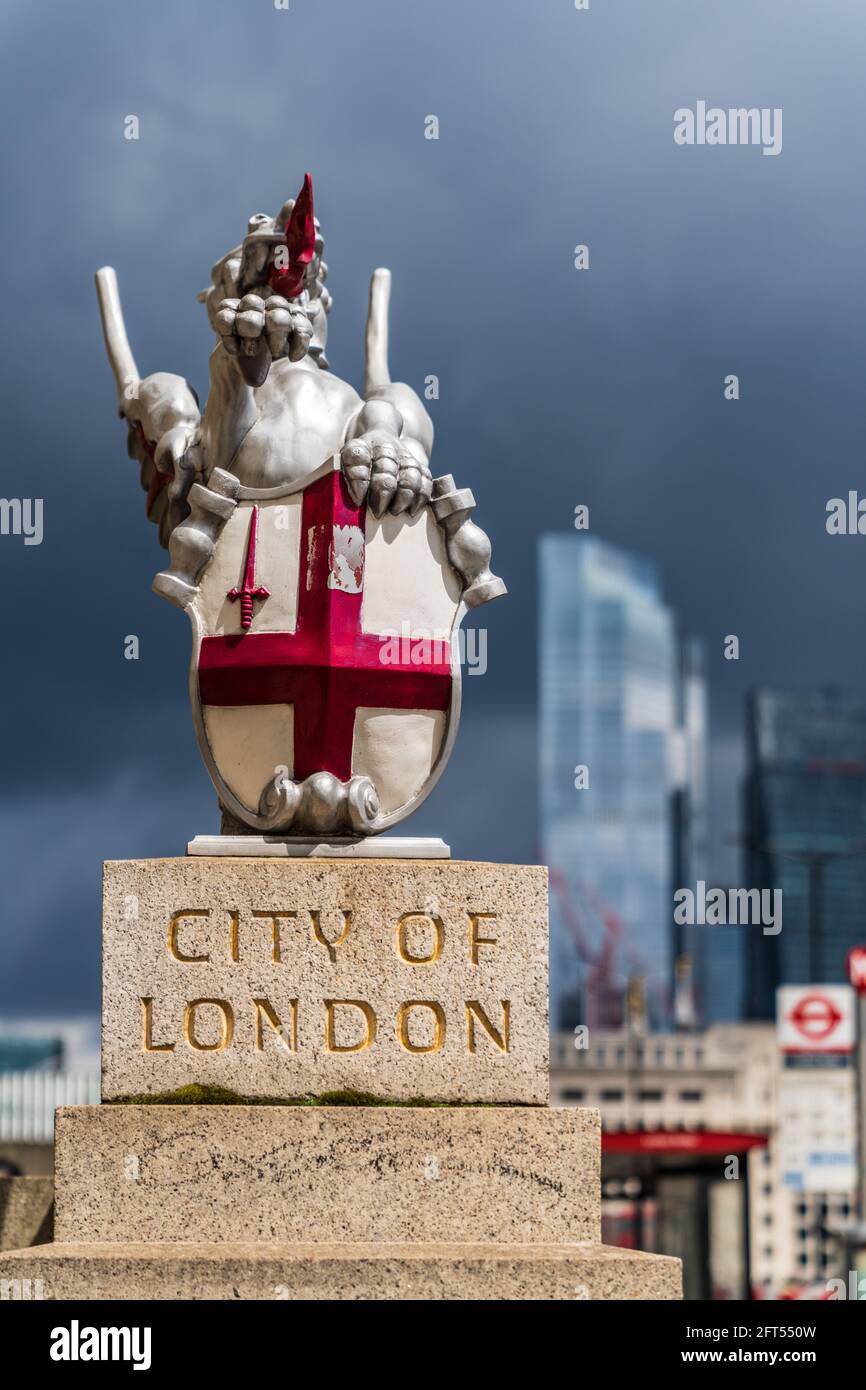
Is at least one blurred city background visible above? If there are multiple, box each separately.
[3,0,866,1299]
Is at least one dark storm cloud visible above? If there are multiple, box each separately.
[1,0,865,1007]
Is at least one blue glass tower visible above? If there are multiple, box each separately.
[539,534,706,1030]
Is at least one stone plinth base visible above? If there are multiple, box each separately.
[54,1105,600,1245]
[0,1103,683,1300]
[0,1240,682,1300]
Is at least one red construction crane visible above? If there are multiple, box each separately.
[548,866,663,1028]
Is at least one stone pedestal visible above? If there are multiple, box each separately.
[0,857,681,1300]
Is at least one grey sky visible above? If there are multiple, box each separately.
[2,0,865,1010]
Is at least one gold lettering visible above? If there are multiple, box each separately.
[183,998,234,1052]
[167,909,210,962]
[141,997,174,1052]
[324,999,377,1052]
[310,909,353,960]
[468,912,498,965]
[229,909,240,962]
[396,912,444,964]
[251,910,296,963]
[466,1000,510,1053]
[397,1000,446,1053]
[253,997,297,1052]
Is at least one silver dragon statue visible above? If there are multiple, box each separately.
[96,174,505,840]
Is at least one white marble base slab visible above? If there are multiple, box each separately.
[186,834,451,859]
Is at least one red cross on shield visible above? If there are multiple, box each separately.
[190,458,462,828]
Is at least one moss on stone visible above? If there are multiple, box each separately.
[108,1083,510,1108]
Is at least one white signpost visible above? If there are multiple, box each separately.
[846,949,866,1228]
[776,985,857,1194]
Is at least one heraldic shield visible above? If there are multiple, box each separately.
[184,457,471,837]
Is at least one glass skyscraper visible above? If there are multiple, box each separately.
[539,534,706,1031]
[744,689,866,1019]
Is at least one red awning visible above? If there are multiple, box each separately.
[603,1130,768,1155]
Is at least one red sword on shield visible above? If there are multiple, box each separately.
[227,505,270,630]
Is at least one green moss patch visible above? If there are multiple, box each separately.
[108,1083,517,1108]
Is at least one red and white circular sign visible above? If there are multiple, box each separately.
[778,985,855,1053]
[789,993,842,1042]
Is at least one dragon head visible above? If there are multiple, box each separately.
[202,173,332,366]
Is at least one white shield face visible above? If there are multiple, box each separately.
[189,458,463,830]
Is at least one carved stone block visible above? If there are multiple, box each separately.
[101,857,549,1104]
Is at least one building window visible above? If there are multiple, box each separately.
[600,1089,624,1102]
[637,1089,663,1102]
[563,1089,585,1102]
[679,1090,702,1102]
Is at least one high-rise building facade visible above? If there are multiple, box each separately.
[744,689,866,1019]
[539,534,706,1031]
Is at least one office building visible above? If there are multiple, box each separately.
[744,689,866,1018]
[539,534,707,1029]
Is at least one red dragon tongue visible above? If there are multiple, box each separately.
[269,172,316,299]
[287,172,315,265]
